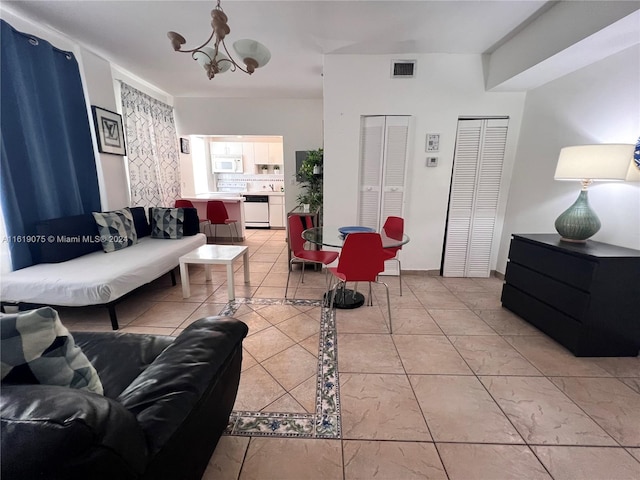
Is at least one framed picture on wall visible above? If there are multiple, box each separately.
[180,137,190,154]
[91,106,126,155]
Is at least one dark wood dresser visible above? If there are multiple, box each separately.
[501,234,640,357]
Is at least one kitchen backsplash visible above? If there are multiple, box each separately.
[217,173,285,193]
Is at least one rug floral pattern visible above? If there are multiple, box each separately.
[222,298,341,438]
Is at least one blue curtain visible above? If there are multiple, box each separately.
[0,20,101,270]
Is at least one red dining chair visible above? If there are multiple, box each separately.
[285,215,339,299]
[327,232,392,333]
[381,216,404,295]
[206,200,238,244]
[174,199,194,208]
[175,199,211,231]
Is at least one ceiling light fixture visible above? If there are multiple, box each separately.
[167,0,271,80]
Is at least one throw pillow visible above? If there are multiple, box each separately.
[127,206,151,238]
[182,207,200,236]
[35,213,102,263]
[92,208,138,252]
[151,207,184,239]
[0,307,103,395]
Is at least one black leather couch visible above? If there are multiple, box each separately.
[1,316,248,480]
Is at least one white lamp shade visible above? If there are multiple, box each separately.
[626,160,640,182]
[193,47,217,69]
[193,47,231,73]
[233,39,271,67]
[554,144,634,181]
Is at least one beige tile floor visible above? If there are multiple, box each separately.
[62,229,640,480]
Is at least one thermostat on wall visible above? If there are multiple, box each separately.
[426,133,440,152]
[426,157,438,167]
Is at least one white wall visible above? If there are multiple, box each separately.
[323,54,527,272]
[497,45,640,272]
[81,48,129,210]
[173,98,323,211]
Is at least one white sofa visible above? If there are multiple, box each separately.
[0,208,207,329]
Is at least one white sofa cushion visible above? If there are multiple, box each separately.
[0,233,206,306]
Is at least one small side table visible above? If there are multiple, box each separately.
[179,245,250,301]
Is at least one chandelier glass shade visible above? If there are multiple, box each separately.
[167,0,270,79]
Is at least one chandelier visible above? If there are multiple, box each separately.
[167,0,271,80]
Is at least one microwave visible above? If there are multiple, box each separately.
[212,155,243,173]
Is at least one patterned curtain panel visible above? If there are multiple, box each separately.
[120,82,181,208]
[0,20,101,270]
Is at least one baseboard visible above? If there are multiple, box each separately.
[402,269,505,279]
[403,270,441,276]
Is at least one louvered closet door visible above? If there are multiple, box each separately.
[443,118,508,277]
[358,116,409,229]
[358,116,385,230]
[381,117,409,223]
[358,115,409,275]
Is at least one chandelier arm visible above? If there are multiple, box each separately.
[219,40,250,74]
[174,30,217,54]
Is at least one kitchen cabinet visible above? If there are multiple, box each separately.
[251,142,283,166]
[501,234,640,356]
[210,142,242,156]
[242,142,255,173]
[268,195,285,228]
[268,142,284,165]
[253,143,269,165]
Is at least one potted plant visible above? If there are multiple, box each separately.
[273,165,280,174]
[296,148,323,214]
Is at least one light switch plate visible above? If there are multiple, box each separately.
[426,157,438,167]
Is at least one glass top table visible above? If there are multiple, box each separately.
[302,226,410,249]
[301,225,409,310]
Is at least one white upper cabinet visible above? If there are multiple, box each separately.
[210,142,242,156]
[267,142,284,165]
[253,143,269,165]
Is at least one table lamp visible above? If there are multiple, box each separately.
[553,144,633,242]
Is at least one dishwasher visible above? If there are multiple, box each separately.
[243,195,270,228]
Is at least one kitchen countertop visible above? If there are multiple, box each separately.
[185,194,245,202]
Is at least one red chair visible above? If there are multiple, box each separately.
[174,199,194,208]
[286,215,338,299]
[328,232,392,333]
[381,216,404,295]
[175,199,211,231]
[206,200,238,244]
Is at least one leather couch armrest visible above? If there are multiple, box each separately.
[73,331,175,398]
[117,316,248,455]
[1,384,147,480]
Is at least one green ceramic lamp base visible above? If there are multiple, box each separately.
[554,189,601,243]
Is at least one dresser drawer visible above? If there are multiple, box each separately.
[504,262,590,321]
[501,284,584,354]
[502,284,639,357]
[509,238,596,290]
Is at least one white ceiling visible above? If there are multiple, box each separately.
[4,0,551,98]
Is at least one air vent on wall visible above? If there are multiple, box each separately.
[391,60,416,78]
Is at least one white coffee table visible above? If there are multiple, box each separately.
[179,245,250,300]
